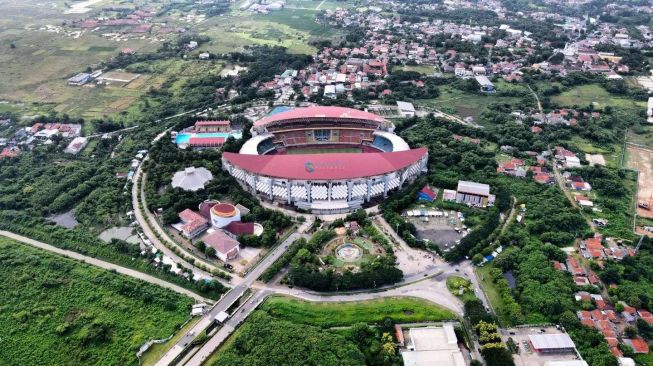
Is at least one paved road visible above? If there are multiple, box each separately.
[0,230,212,303]
[131,161,231,285]
[184,290,272,366]
[156,232,303,366]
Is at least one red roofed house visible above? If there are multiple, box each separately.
[609,347,622,358]
[363,60,388,77]
[638,310,653,325]
[178,209,209,238]
[0,146,21,159]
[566,256,585,276]
[623,338,650,354]
[194,120,231,133]
[534,172,553,184]
[203,230,240,262]
[418,186,437,202]
[224,221,255,236]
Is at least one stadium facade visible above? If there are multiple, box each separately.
[222,106,428,214]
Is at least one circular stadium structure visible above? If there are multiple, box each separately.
[222,106,428,214]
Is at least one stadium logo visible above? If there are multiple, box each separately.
[305,162,315,173]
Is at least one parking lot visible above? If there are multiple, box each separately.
[501,326,583,366]
[405,209,467,250]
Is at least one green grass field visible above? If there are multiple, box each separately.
[475,265,510,326]
[552,84,646,109]
[286,146,362,154]
[446,276,476,302]
[199,16,319,55]
[0,237,193,366]
[397,64,438,75]
[259,296,457,328]
[416,81,528,121]
[566,135,624,168]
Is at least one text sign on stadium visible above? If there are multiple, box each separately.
[304,160,345,173]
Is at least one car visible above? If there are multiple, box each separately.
[509,332,516,335]
[455,268,460,272]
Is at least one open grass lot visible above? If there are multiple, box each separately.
[416,80,529,121]
[566,135,624,168]
[627,124,653,147]
[552,84,646,109]
[397,64,438,75]
[0,237,193,366]
[199,16,319,55]
[0,18,158,120]
[475,265,510,326]
[259,295,457,328]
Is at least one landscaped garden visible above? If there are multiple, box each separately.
[319,236,386,270]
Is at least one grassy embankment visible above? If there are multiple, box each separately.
[0,237,193,366]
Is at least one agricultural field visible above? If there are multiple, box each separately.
[0,0,159,120]
[0,238,193,366]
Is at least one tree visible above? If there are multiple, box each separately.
[465,298,493,326]
[204,246,216,257]
[480,342,515,366]
[623,325,638,339]
[559,310,580,330]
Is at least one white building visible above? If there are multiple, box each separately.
[209,203,241,228]
[64,137,88,154]
[324,85,336,99]
[401,325,465,366]
[397,101,416,118]
[171,167,213,191]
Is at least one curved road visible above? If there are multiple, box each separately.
[0,230,212,303]
[131,160,233,286]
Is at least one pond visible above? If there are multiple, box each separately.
[47,210,79,229]
[99,226,140,245]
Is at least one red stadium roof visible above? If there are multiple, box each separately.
[254,106,385,127]
[223,147,427,180]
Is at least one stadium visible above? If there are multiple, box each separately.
[222,106,428,214]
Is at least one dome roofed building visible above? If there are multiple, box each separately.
[171,167,213,191]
